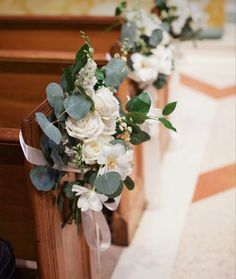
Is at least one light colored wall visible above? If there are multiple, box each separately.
[0,0,154,15]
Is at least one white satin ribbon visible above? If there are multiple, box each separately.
[19,130,121,254]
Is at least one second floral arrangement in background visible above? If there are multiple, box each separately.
[115,0,174,90]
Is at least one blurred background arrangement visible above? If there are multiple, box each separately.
[0,1,235,279]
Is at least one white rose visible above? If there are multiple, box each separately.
[152,45,174,76]
[97,143,133,180]
[65,112,104,141]
[94,87,120,120]
[130,53,159,83]
[82,135,113,165]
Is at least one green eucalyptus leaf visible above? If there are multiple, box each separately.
[95,68,105,81]
[63,67,74,94]
[63,95,91,120]
[30,166,59,191]
[89,172,98,186]
[115,0,127,16]
[130,130,150,145]
[106,180,123,198]
[153,73,168,89]
[46,82,64,108]
[162,102,177,115]
[126,91,151,114]
[74,43,90,74]
[121,22,137,47]
[94,171,122,195]
[63,183,75,199]
[159,117,176,132]
[54,99,65,121]
[126,111,148,124]
[149,29,163,47]
[104,58,128,88]
[36,112,62,144]
[57,192,64,213]
[124,176,135,190]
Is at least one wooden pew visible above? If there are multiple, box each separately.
[0,101,92,278]
[0,15,120,54]
[0,49,145,246]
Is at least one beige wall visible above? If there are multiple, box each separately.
[0,0,154,15]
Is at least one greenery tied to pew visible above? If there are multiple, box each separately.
[30,32,177,230]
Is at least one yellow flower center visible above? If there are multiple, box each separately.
[108,158,116,169]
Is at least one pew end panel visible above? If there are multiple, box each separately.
[21,100,92,279]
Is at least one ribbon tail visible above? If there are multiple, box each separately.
[19,130,47,166]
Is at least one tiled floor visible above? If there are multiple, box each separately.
[172,189,236,279]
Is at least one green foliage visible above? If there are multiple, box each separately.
[126,111,148,124]
[63,95,91,120]
[126,91,151,114]
[121,22,137,48]
[124,176,135,190]
[94,172,122,196]
[74,43,90,73]
[46,83,64,107]
[107,180,123,198]
[36,112,62,144]
[95,68,105,81]
[115,0,127,16]
[153,74,168,89]
[159,117,176,132]
[149,29,163,47]
[63,67,74,94]
[162,102,177,115]
[30,166,60,191]
[130,130,150,145]
[63,183,75,199]
[104,58,128,88]
[57,192,64,213]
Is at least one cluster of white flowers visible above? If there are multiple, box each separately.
[65,61,134,190]
[129,44,174,84]
[75,58,97,98]
[125,9,162,38]
[162,0,208,35]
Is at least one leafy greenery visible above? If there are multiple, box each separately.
[126,91,151,114]
[30,166,60,191]
[46,83,64,107]
[130,130,150,145]
[149,29,163,47]
[121,22,137,48]
[63,95,91,120]
[126,111,148,124]
[115,0,127,16]
[104,58,128,88]
[162,102,177,115]
[159,117,176,132]
[94,172,122,196]
[36,112,62,144]
[124,176,135,190]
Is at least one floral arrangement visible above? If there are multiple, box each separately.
[154,0,208,40]
[115,1,174,90]
[27,34,176,235]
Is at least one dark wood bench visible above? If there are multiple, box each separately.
[0,15,120,54]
